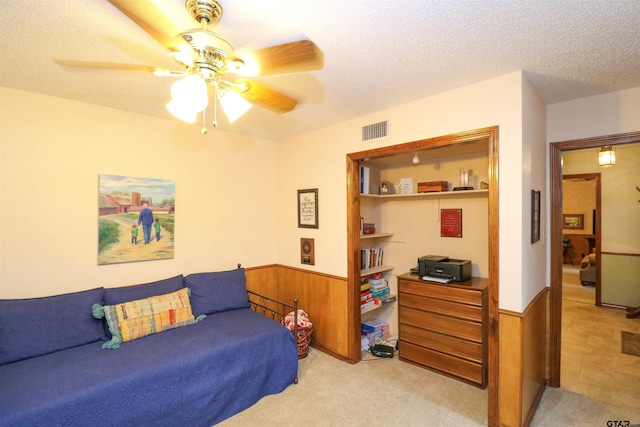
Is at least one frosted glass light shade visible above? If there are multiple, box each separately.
[219,90,252,124]
[598,146,616,166]
[170,75,208,112]
[166,100,197,123]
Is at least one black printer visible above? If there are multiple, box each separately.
[418,255,471,282]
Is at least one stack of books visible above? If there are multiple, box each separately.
[369,278,389,298]
[360,279,376,312]
[369,278,395,306]
[361,318,390,347]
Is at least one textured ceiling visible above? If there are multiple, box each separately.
[1,0,639,141]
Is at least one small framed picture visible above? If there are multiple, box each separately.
[563,214,584,230]
[440,208,463,238]
[297,189,319,229]
[300,238,315,265]
[380,181,396,194]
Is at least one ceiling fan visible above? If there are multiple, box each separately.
[55,0,324,129]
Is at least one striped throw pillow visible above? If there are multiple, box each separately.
[93,287,197,349]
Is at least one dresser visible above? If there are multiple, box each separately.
[397,272,488,388]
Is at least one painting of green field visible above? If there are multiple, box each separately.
[98,174,175,265]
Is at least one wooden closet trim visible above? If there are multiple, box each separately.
[346,126,499,425]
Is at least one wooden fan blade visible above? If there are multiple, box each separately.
[53,59,160,73]
[107,0,190,50]
[237,40,324,76]
[236,79,298,113]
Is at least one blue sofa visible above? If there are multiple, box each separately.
[0,269,298,427]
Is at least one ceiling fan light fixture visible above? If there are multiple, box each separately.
[598,146,616,166]
[219,90,252,124]
[170,74,209,112]
[235,56,258,77]
[166,100,197,123]
[169,50,195,68]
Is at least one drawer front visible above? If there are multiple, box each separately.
[400,341,485,387]
[399,280,482,306]
[400,306,483,343]
[400,324,483,362]
[399,292,483,322]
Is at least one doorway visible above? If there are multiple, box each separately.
[549,130,640,390]
[561,173,600,306]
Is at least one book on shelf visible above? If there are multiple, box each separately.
[359,166,370,194]
[368,278,387,289]
[371,286,390,299]
[374,294,396,306]
[361,318,388,333]
[361,290,374,302]
[360,300,376,312]
[360,281,370,292]
[360,247,384,270]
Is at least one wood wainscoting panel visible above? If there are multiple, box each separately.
[245,265,349,359]
[499,311,522,427]
[521,288,548,426]
[498,287,549,427]
[245,265,280,298]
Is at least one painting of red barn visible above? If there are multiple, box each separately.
[98,174,175,265]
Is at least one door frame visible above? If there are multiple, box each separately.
[548,130,640,387]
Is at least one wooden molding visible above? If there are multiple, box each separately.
[549,130,640,388]
[346,126,500,425]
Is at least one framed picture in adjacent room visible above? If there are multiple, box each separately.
[563,213,584,230]
[297,188,319,228]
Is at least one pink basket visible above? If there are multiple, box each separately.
[283,309,313,359]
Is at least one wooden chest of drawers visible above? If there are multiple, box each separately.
[398,273,488,388]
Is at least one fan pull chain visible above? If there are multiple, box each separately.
[201,107,208,134]
[213,86,218,128]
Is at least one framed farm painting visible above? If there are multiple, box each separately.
[98,174,175,265]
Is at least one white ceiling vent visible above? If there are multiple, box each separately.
[361,121,388,142]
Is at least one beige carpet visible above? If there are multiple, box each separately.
[218,348,640,426]
[562,267,595,305]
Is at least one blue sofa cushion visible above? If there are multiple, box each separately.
[103,274,185,305]
[185,268,249,317]
[0,287,105,365]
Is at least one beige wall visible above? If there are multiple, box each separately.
[562,178,596,236]
[562,145,640,253]
[548,87,640,308]
[547,86,640,142]
[0,88,279,298]
[521,73,548,307]
[2,72,549,314]
[276,70,539,312]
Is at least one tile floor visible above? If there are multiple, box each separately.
[561,267,640,410]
